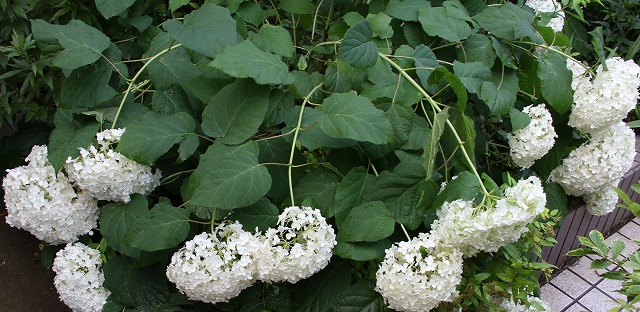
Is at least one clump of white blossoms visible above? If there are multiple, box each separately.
[166,221,261,304]
[568,57,640,134]
[550,122,636,196]
[65,128,161,203]
[52,242,110,312]
[584,184,620,216]
[254,206,336,283]
[431,177,547,257]
[508,105,557,168]
[3,145,99,244]
[375,233,463,312]
[499,295,549,311]
[525,0,565,32]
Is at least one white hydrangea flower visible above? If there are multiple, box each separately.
[254,206,336,283]
[525,0,565,32]
[431,177,547,257]
[500,295,549,311]
[166,222,261,304]
[569,57,640,133]
[550,122,636,196]
[52,242,110,312]
[508,105,557,168]
[584,185,620,216]
[375,233,463,312]
[3,145,99,244]
[65,128,161,203]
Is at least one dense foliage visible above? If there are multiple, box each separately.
[2,0,640,311]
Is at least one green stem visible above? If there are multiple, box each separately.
[110,44,182,129]
[378,52,489,195]
[505,40,594,74]
[288,83,324,205]
[400,224,411,241]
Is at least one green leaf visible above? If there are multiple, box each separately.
[249,24,295,58]
[284,107,356,150]
[509,107,532,131]
[59,65,117,110]
[188,142,272,210]
[337,201,395,242]
[293,168,340,218]
[413,44,440,88]
[145,42,200,90]
[117,112,196,165]
[163,4,237,58]
[453,61,492,94]
[227,198,279,232]
[151,85,193,115]
[537,53,573,114]
[427,68,467,110]
[590,27,607,69]
[48,110,100,172]
[294,261,351,312]
[473,3,537,40]
[424,107,449,181]
[318,92,393,144]
[566,248,596,256]
[459,34,496,68]
[210,40,294,85]
[600,271,626,280]
[279,0,315,14]
[124,202,190,252]
[387,102,415,145]
[589,230,609,256]
[103,256,169,307]
[201,79,270,145]
[480,68,519,116]
[334,167,374,225]
[177,134,199,163]
[591,259,613,270]
[258,136,304,202]
[334,240,392,261]
[100,194,148,258]
[338,20,378,69]
[612,239,626,260]
[31,19,110,69]
[333,280,388,312]
[366,12,394,39]
[492,37,518,69]
[402,116,431,150]
[324,60,366,93]
[95,0,136,19]
[169,0,190,11]
[431,171,482,210]
[418,6,472,42]
[385,0,430,21]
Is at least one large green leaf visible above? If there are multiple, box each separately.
[423,107,448,181]
[293,168,340,218]
[387,102,415,145]
[201,79,270,145]
[258,136,305,203]
[249,24,294,58]
[337,201,395,242]
[283,106,356,150]
[431,171,482,210]
[124,202,190,252]
[117,112,196,165]
[188,142,272,210]
[151,85,193,116]
[385,0,430,21]
[294,261,352,312]
[318,92,393,144]
[279,0,315,14]
[334,167,374,225]
[338,20,378,69]
[164,4,237,58]
[99,194,148,258]
[59,65,117,109]
[227,198,279,232]
[413,44,440,88]
[95,0,136,19]
[103,256,169,307]
[48,109,100,172]
[333,280,389,312]
[459,34,496,68]
[334,240,392,261]
[145,39,200,90]
[210,40,294,85]
[418,6,472,42]
[427,68,468,110]
[480,68,519,116]
[473,3,537,40]
[324,60,366,93]
[537,53,573,114]
[453,61,492,94]
[31,19,110,69]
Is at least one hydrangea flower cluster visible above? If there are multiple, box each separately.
[255,205,336,283]
[52,243,110,312]
[550,121,635,196]
[499,294,549,311]
[508,105,557,168]
[65,128,161,203]
[166,222,260,304]
[431,177,547,257]
[375,233,463,312]
[584,184,620,216]
[3,145,99,244]
[568,57,640,134]
[166,206,336,304]
[525,0,565,32]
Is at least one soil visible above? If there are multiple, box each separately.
[0,206,71,312]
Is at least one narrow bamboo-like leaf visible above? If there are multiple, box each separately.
[124,202,190,252]
[209,40,294,85]
[423,107,449,181]
[338,20,378,69]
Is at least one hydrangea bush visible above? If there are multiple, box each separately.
[2,0,640,311]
